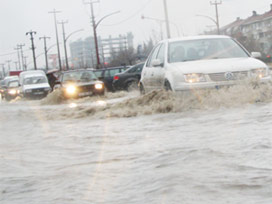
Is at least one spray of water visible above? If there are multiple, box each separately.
[42,80,272,119]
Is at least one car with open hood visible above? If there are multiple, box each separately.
[54,69,105,99]
[139,35,271,94]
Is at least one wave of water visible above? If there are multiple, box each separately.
[37,80,272,120]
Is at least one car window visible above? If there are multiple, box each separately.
[146,44,162,67]
[106,69,121,77]
[8,80,19,88]
[168,38,249,63]
[24,76,47,85]
[128,66,138,73]
[63,71,97,83]
[156,43,165,64]
[94,70,103,78]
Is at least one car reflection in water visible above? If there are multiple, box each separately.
[54,69,105,99]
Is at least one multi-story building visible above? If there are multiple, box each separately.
[69,32,134,68]
[220,4,272,54]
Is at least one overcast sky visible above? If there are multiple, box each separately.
[0,0,271,69]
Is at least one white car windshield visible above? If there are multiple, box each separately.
[63,71,98,83]
[8,80,19,88]
[168,38,249,63]
[24,76,47,85]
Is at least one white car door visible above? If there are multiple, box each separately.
[152,43,166,89]
[142,44,161,91]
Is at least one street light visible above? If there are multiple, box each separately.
[196,14,220,34]
[89,4,120,68]
[64,29,84,70]
[142,15,164,40]
[141,15,181,40]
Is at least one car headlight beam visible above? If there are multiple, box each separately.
[251,68,267,79]
[66,85,77,95]
[8,89,17,95]
[95,83,103,90]
[184,73,206,83]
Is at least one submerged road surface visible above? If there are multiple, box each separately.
[1,86,272,204]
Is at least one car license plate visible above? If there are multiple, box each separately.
[34,91,44,95]
[79,92,92,97]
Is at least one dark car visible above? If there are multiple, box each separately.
[1,77,20,101]
[112,63,144,91]
[94,66,128,92]
[0,80,5,99]
[54,69,105,99]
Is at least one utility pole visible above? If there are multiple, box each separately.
[0,64,5,77]
[39,36,51,70]
[24,57,28,70]
[163,0,171,39]
[14,47,21,70]
[26,30,37,70]
[6,60,11,72]
[17,44,25,70]
[84,0,100,69]
[210,0,222,35]
[14,61,18,71]
[49,9,62,70]
[58,20,69,70]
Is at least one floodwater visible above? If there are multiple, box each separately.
[1,82,272,204]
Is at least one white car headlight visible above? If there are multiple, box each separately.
[184,73,206,83]
[66,85,77,95]
[8,89,17,95]
[251,68,267,79]
[95,83,103,90]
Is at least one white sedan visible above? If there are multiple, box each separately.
[139,35,271,93]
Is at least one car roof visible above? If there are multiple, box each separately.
[160,35,231,44]
[94,66,128,71]
[61,69,95,74]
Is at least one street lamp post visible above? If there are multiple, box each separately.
[84,1,120,69]
[64,29,84,70]
[142,15,164,40]
[58,20,69,70]
[196,14,220,34]
[142,15,181,40]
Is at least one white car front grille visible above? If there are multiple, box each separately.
[208,71,248,82]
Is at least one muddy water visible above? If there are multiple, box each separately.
[1,83,272,204]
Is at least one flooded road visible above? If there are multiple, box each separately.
[1,84,272,204]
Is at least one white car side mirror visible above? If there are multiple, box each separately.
[251,52,262,58]
[151,59,163,67]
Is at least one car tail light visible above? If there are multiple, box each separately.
[114,76,119,80]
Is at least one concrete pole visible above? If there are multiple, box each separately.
[49,9,62,70]
[26,30,37,70]
[39,36,50,70]
[163,0,171,39]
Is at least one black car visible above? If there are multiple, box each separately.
[54,69,105,99]
[94,66,128,92]
[112,63,144,91]
[0,80,5,99]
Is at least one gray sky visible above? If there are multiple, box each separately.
[0,0,271,69]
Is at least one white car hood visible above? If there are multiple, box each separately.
[170,57,267,74]
[23,83,50,90]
